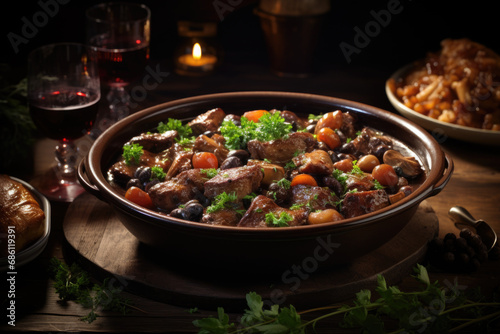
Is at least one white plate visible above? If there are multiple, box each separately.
[0,177,51,271]
[386,62,500,146]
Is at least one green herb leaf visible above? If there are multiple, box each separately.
[201,168,218,179]
[253,112,292,142]
[122,143,143,165]
[206,192,238,213]
[151,166,166,181]
[48,258,133,324]
[265,211,293,227]
[157,118,192,138]
[276,178,291,189]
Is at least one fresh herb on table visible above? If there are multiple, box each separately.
[0,74,36,173]
[48,258,134,323]
[193,264,500,333]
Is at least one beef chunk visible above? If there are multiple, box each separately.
[148,180,194,213]
[341,127,393,160]
[108,150,159,185]
[247,132,316,164]
[204,165,263,200]
[291,184,339,212]
[340,112,357,139]
[341,189,390,218]
[293,150,334,175]
[175,168,212,191]
[201,207,243,226]
[238,195,308,228]
[188,107,226,136]
[125,130,177,153]
[165,151,193,179]
[345,174,375,192]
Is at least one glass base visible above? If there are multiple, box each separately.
[31,166,86,202]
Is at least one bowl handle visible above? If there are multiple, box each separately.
[428,152,454,197]
[77,157,105,201]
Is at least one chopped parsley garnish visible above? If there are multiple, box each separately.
[265,211,293,227]
[157,118,192,137]
[200,168,218,178]
[206,192,239,213]
[220,112,292,150]
[308,113,323,121]
[220,117,258,150]
[332,169,348,186]
[350,161,364,176]
[373,179,384,190]
[276,178,291,189]
[122,143,143,165]
[151,166,166,181]
[157,118,194,144]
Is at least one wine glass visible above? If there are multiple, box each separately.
[86,2,151,137]
[28,43,101,202]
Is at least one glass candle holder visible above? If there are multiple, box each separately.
[174,21,219,76]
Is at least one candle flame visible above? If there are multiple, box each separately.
[193,43,202,60]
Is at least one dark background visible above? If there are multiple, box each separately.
[1,0,498,76]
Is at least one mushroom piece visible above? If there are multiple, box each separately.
[382,150,423,179]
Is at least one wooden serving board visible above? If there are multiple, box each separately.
[63,193,438,311]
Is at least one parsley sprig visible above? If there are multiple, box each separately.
[193,264,500,333]
[48,258,135,323]
[220,112,292,150]
[206,192,240,213]
[265,211,293,227]
[122,143,143,165]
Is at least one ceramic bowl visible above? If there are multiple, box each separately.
[78,91,453,272]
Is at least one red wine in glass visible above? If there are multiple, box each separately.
[27,43,101,202]
[92,37,150,87]
[86,3,151,137]
[29,89,99,140]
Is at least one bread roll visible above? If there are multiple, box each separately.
[0,175,45,257]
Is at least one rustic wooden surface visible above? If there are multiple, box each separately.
[2,50,500,334]
[62,194,438,311]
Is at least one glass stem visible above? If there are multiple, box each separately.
[107,86,130,122]
[55,139,79,179]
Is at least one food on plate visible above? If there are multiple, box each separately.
[388,38,500,131]
[0,175,45,257]
[107,107,425,227]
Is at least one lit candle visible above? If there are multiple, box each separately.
[177,43,217,74]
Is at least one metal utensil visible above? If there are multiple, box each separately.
[449,206,498,252]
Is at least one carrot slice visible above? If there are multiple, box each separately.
[290,174,318,187]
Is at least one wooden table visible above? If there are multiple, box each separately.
[1,60,499,333]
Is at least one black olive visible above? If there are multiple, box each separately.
[267,182,291,205]
[134,166,145,178]
[170,208,188,220]
[192,188,211,207]
[227,149,249,164]
[184,202,204,221]
[203,130,219,137]
[339,141,355,154]
[306,124,316,133]
[126,178,142,190]
[220,156,243,170]
[322,176,343,197]
[137,167,152,183]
